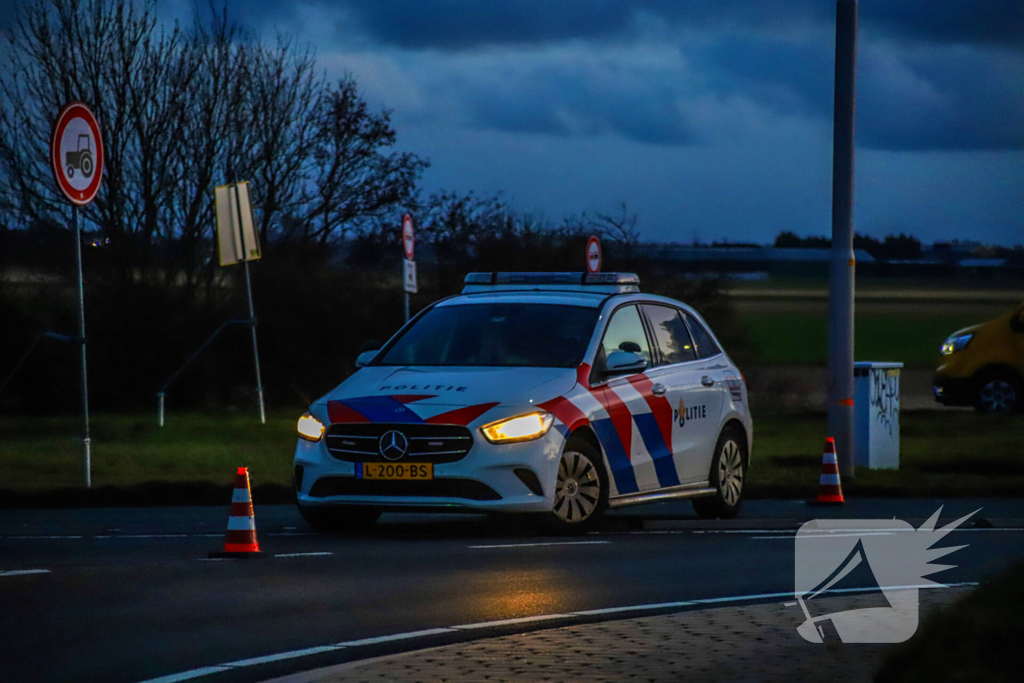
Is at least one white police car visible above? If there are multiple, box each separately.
[293,273,753,533]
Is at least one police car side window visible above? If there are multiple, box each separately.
[643,305,697,366]
[684,313,721,359]
[598,305,653,370]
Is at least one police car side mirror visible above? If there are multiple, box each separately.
[355,350,378,368]
[604,350,647,378]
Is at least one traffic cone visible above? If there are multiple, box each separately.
[809,437,845,505]
[209,467,263,558]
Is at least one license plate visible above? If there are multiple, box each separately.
[357,462,433,480]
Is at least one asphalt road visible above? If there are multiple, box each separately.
[2,499,1022,683]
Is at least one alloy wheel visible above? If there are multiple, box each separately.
[554,450,601,523]
[979,380,1016,413]
[718,439,744,507]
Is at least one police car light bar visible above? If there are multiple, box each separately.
[462,272,641,294]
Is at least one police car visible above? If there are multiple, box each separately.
[293,273,753,533]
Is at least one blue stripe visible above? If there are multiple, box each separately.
[341,396,425,424]
[633,413,681,488]
[591,417,638,495]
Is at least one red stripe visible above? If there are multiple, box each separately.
[327,401,370,423]
[824,439,836,453]
[229,502,253,517]
[390,394,436,404]
[576,363,592,390]
[591,386,633,461]
[223,542,260,553]
[426,402,499,426]
[626,375,673,448]
[821,463,839,475]
[225,530,257,545]
[817,485,843,496]
[817,493,844,503]
[538,395,590,432]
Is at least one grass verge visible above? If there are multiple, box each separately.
[874,559,1022,683]
[1,409,1021,506]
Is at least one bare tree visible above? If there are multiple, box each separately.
[0,0,427,292]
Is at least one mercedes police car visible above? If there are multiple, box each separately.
[293,272,753,533]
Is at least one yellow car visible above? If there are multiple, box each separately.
[934,303,1024,413]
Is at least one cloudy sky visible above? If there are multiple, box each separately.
[5,1,1022,245]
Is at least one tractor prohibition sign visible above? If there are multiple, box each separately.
[50,102,104,205]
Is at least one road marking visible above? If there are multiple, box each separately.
[274,552,334,558]
[134,581,978,683]
[753,531,897,540]
[468,540,611,549]
[0,569,51,577]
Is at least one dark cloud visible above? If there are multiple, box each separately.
[700,32,1024,151]
[331,0,1022,51]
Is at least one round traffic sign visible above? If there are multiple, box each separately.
[586,235,602,273]
[402,214,415,260]
[51,102,104,206]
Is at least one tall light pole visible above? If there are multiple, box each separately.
[828,0,858,479]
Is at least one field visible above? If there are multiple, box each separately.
[2,409,1021,504]
[733,298,1013,368]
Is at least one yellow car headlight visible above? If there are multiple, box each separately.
[480,412,554,444]
[297,413,325,442]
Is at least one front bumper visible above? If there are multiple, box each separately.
[293,426,564,513]
[933,374,975,406]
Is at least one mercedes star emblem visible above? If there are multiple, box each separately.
[379,430,409,461]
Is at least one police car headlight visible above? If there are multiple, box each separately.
[940,333,973,355]
[481,412,555,444]
[297,413,325,442]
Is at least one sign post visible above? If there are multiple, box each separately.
[402,214,417,322]
[586,235,602,274]
[51,102,104,488]
[215,181,265,424]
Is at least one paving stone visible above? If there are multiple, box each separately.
[302,589,967,683]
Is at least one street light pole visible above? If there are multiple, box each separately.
[828,0,858,479]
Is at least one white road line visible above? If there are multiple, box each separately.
[135,581,979,683]
[753,531,897,540]
[133,666,232,683]
[338,628,453,647]
[221,645,344,667]
[274,552,334,558]
[468,540,611,549]
[0,569,51,577]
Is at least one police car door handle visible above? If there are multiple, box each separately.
[651,383,667,396]
[701,376,715,387]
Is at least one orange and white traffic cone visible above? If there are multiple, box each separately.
[810,437,845,505]
[209,467,262,558]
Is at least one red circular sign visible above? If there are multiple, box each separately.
[50,102,104,206]
[586,235,602,273]
[402,214,415,260]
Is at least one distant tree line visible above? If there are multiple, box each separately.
[773,231,923,260]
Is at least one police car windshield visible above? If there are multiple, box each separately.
[377,303,599,368]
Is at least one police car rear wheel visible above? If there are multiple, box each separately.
[298,504,381,532]
[538,441,607,534]
[692,426,746,520]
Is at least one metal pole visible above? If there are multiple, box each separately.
[73,205,91,487]
[404,289,410,323]
[828,0,858,480]
[241,259,266,423]
[230,182,266,424]
[157,391,165,427]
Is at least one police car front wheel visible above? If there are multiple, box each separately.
[537,440,608,534]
